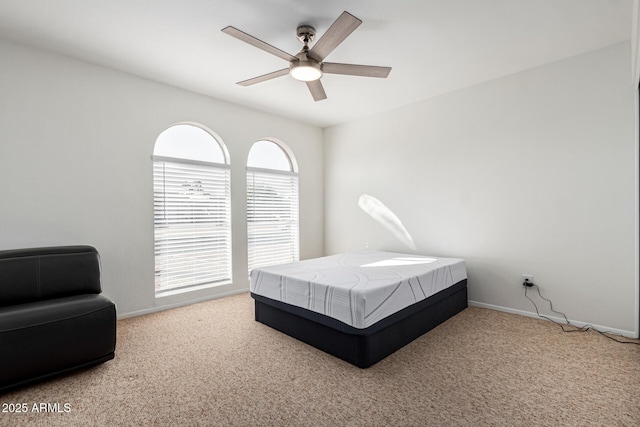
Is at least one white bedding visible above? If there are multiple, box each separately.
[250,250,467,329]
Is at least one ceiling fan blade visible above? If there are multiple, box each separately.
[222,26,297,62]
[306,80,327,101]
[322,62,391,78]
[237,68,289,86]
[308,11,361,62]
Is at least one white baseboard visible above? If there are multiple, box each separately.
[468,300,638,339]
[117,288,249,320]
[116,292,637,339]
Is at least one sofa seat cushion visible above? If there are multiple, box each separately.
[0,294,116,391]
[0,294,113,332]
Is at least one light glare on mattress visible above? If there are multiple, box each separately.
[361,257,437,268]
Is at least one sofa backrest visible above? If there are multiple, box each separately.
[0,246,102,307]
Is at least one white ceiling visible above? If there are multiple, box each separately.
[0,0,633,127]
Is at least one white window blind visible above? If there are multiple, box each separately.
[247,167,299,272]
[154,156,232,294]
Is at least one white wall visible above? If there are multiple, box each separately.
[324,42,637,335]
[1,38,636,336]
[0,39,324,317]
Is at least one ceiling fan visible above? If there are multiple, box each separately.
[222,11,391,101]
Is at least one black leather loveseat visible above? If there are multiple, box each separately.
[0,246,116,393]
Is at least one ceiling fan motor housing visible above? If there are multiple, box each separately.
[290,26,322,82]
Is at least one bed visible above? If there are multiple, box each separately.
[250,250,467,368]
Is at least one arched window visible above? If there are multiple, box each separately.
[153,123,231,296]
[247,140,299,273]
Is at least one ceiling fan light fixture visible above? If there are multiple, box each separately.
[289,61,322,82]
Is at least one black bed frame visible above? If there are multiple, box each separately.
[251,279,467,368]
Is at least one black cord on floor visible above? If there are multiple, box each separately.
[523,284,640,345]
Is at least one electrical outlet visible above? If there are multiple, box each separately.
[522,274,533,286]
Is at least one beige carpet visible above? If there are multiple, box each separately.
[1,292,638,426]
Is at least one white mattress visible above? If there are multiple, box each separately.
[250,250,467,329]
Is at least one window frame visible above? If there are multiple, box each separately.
[246,139,300,274]
[152,123,232,297]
